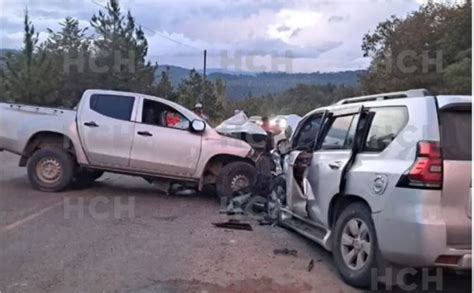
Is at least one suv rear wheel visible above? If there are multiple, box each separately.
[27,147,75,192]
[216,161,256,199]
[332,202,377,288]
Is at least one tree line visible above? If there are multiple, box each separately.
[0,0,470,123]
[0,0,226,122]
[361,1,471,94]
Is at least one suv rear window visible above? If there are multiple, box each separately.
[439,110,471,160]
[364,107,408,152]
[90,94,135,121]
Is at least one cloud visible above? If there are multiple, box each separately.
[276,25,291,32]
[328,15,347,23]
[0,0,422,72]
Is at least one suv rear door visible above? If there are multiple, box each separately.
[438,99,472,246]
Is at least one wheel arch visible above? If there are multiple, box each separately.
[20,131,76,166]
[328,194,373,228]
[198,154,254,190]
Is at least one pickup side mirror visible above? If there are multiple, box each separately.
[277,139,291,155]
[191,119,206,132]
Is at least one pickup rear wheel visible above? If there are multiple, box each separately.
[27,147,75,192]
[216,161,256,199]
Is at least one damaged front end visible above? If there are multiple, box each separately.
[215,112,270,152]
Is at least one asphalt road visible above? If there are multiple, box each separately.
[0,152,471,293]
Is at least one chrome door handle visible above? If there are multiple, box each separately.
[84,121,99,127]
[137,131,153,137]
[328,161,343,170]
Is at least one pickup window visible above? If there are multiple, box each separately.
[90,94,135,121]
[142,99,190,130]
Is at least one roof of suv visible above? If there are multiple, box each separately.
[335,89,431,105]
[303,89,472,119]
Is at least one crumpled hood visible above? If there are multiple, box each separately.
[215,112,268,150]
[215,112,267,136]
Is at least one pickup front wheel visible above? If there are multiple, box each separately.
[216,161,256,199]
[27,147,75,192]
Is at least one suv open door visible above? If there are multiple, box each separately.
[305,106,368,226]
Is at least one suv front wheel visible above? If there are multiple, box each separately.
[332,202,378,288]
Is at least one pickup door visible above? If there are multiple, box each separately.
[77,92,138,168]
[129,97,202,178]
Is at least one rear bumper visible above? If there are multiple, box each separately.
[373,190,471,269]
[434,248,471,269]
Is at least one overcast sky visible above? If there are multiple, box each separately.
[0,0,455,73]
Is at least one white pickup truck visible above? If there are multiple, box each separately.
[0,89,258,198]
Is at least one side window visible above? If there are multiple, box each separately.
[320,115,354,150]
[364,107,408,152]
[90,94,135,121]
[142,99,190,130]
[293,115,323,150]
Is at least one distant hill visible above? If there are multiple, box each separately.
[155,65,364,100]
[1,49,363,100]
[0,48,16,56]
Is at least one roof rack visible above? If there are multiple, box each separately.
[335,89,431,105]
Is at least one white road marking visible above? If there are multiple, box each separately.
[0,200,64,234]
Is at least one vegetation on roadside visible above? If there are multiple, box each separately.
[361,1,471,94]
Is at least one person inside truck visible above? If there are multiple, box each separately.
[165,111,181,128]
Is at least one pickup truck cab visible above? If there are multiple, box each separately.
[0,89,257,198]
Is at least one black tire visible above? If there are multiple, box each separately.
[216,161,257,199]
[27,147,75,192]
[332,202,378,288]
[73,169,104,187]
[267,175,286,221]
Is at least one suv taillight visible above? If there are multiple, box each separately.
[397,141,443,189]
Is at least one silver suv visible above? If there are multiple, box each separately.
[273,89,471,287]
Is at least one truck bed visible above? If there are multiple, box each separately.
[0,103,77,154]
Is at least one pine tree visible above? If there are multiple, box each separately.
[90,0,156,92]
[0,9,53,105]
[154,66,174,99]
[176,69,203,108]
[43,17,92,107]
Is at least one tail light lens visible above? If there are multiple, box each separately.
[397,141,443,189]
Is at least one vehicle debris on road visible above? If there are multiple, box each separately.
[273,248,298,257]
[308,259,314,272]
[212,220,253,231]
